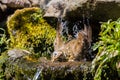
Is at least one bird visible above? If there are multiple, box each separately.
[51,19,92,62]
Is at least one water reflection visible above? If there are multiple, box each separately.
[33,67,43,80]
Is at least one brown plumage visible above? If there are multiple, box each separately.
[53,19,64,51]
[52,20,92,62]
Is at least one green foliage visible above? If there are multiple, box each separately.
[0,28,9,53]
[0,52,8,80]
[7,7,56,58]
[0,28,9,80]
[92,18,120,80]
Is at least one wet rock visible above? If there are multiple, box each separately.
[5,55,93,80]
[38,61,92,80]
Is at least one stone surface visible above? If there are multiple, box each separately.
[1,0,120,23]
[0,0,50,8]
[6,56,92,80]
[44,0,88,18]
[0,0,31,8]
[44,0,120,21]
[7,49,31,60]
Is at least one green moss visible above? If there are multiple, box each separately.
[0,28,9,80]
[92,18,120,80]
[0,52,8,80]
[5,61,36,80]
[7,7,56,58]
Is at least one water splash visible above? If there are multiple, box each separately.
[23,75,31,80]
[61,19,84,38]
[61,20,69,36]
[33,67,43,80]
[59,17,94,60]
[73,21,83,37]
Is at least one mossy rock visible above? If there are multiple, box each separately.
[7,7,56,58]
[4,56,92,80]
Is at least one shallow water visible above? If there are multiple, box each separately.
[33,67,43,80]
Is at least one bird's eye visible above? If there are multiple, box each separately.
[53,52,58,56]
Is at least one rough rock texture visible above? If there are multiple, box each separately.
[1,0,120,23]
[7,49,31,60]
[44,0,89,18]
[44,0,120,21]
[37,60,92,80]
[2,0,30,8]
[0,0,50,8]
[6,51,92,80]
